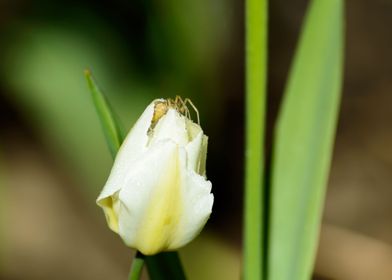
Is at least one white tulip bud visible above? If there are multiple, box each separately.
[97,98,214,255]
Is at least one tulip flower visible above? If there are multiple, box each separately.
[97,98,214,255]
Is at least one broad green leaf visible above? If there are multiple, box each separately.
[268,0,344,279]
[85,71,186,280]
[243,0,268,279]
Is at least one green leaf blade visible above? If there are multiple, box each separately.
[84,69,125,158]
[268,0,344,279]
[85,70,186,280]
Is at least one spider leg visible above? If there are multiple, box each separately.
[184,98,200,124]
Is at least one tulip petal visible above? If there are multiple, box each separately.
[199,135,208,176]
[171,169,213,248]
[185,131,203,173]
[97,101,159,232]
[186,119,202,141]
[150,109,188,146]
[97,101,157,202]
[97,191,120,233]
[116,140,184,255]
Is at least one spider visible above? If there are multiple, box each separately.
[152,96,200,125]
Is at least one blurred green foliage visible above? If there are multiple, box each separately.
[0,2,236,277]
[0,0,232,197]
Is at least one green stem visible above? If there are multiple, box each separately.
[243,0,268,279]
[129,251,145,280]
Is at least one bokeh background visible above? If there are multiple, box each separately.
[0,0,391,279]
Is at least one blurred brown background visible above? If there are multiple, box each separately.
[0,0,391,279]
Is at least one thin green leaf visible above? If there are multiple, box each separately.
[84,69,125,157]
[268,0,344,279]
[85,70,186,280]
[243,0,268,279]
